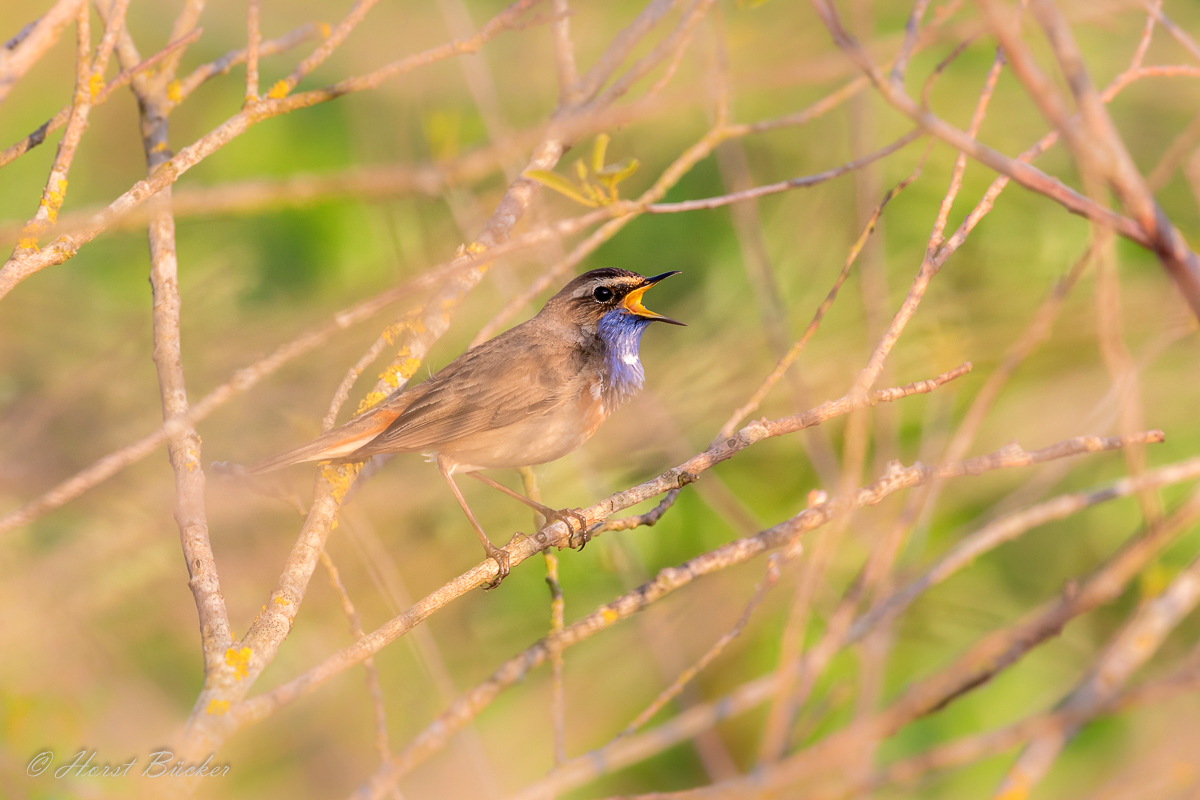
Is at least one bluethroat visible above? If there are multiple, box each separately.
[245,268,684,584]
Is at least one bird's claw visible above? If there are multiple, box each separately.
[481,533,528,590]
[543,507,589,550]
[482,544,512,590]
[569,526,593,551]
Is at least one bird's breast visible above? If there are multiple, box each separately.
[582,374,610,439]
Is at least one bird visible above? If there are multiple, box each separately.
[243,268,684,585]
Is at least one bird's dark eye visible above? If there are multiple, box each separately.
[592,286,614,302]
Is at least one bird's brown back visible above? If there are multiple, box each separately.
[348,316,599,458]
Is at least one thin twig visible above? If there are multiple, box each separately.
[274,0,382,98]
[851,456,1200,641]
[0,0,85,106]
[995,518,1200,796]
[641,487,1200,799]
[320,550,392,765]
[644,130,922,213]
[10,3,94,254]
[0,0,547,300]
[619,552,791,739]
[245,0,261,105]
[519,467,567,768]
[470,85,882,346]
[498,431,1169,800]
[170,22,323,109]
[718,158,925,441]
[0,28,202,169]
[549,0,579,105]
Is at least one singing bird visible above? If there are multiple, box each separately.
[245,268,684,583]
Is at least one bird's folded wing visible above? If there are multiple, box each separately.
[349,339,580,456]
[245,387,416,473]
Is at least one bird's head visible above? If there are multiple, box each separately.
[541,268,685,333]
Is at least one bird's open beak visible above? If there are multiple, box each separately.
[623,271,685,326]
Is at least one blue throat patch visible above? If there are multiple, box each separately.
[597,311,652,404]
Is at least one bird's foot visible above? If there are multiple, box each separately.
[538,507,589,549]
[481,533,528,590]
[548,507,592,550]
[482,544,511,590]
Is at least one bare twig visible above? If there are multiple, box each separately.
[802,650,1200,800]
[588,489,684,534]
[170,22,323,108]
[667,487,1200,800]
[0,0,85,106]
[806,0,1171,268]
[1147,107,1200,191]
[644,130,922,213]
[718,160,924,441]
[470,83,888,346]
[619,552,790,739]
[549,0,580,104]
[520,467,567,768]
[0,28,202,169]
[320,550,392,765]
[995,525,1200,796]
[983,0,1200,317]
[573,0,677,104]
[499,431,1167,800]
[274,0,382,98]
[245,0,261,105]
[755,44,1008,764]
[852,456,1200,641]
[10,3,94,254]
[1141,0,1200,63]
[0,0,546,300]
[121,14,232,691]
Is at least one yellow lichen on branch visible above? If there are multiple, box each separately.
[321,462,364,506]
[225,646,252,680]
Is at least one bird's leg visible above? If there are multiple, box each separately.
[438,457,514,589]
[467,471,588,543]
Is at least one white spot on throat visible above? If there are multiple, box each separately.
[621,353,640,366]
[590,380,602,399]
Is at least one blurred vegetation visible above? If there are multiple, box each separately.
[2,0,1200,799]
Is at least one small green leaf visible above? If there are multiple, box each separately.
[596,157,639,183]
[574,159,589,184]
[525,170,599,207]
[591,133,610,174]
[596,158,640,200]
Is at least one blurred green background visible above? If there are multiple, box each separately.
[2,0,1200,798]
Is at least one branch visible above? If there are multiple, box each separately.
[807,0,1151,248]
[681,486,1200,800]
[233,365,974,742]
[8,3,94,255]
[170,22,323,109]
[0,0,85,106]
[643,129,923,213]
[496,431,1167,800]
[0,0,546,301]
[851,455,1200,641]
[995,515,1200,794]
[0,28,202,169]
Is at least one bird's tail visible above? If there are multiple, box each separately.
[240,403,404,474]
